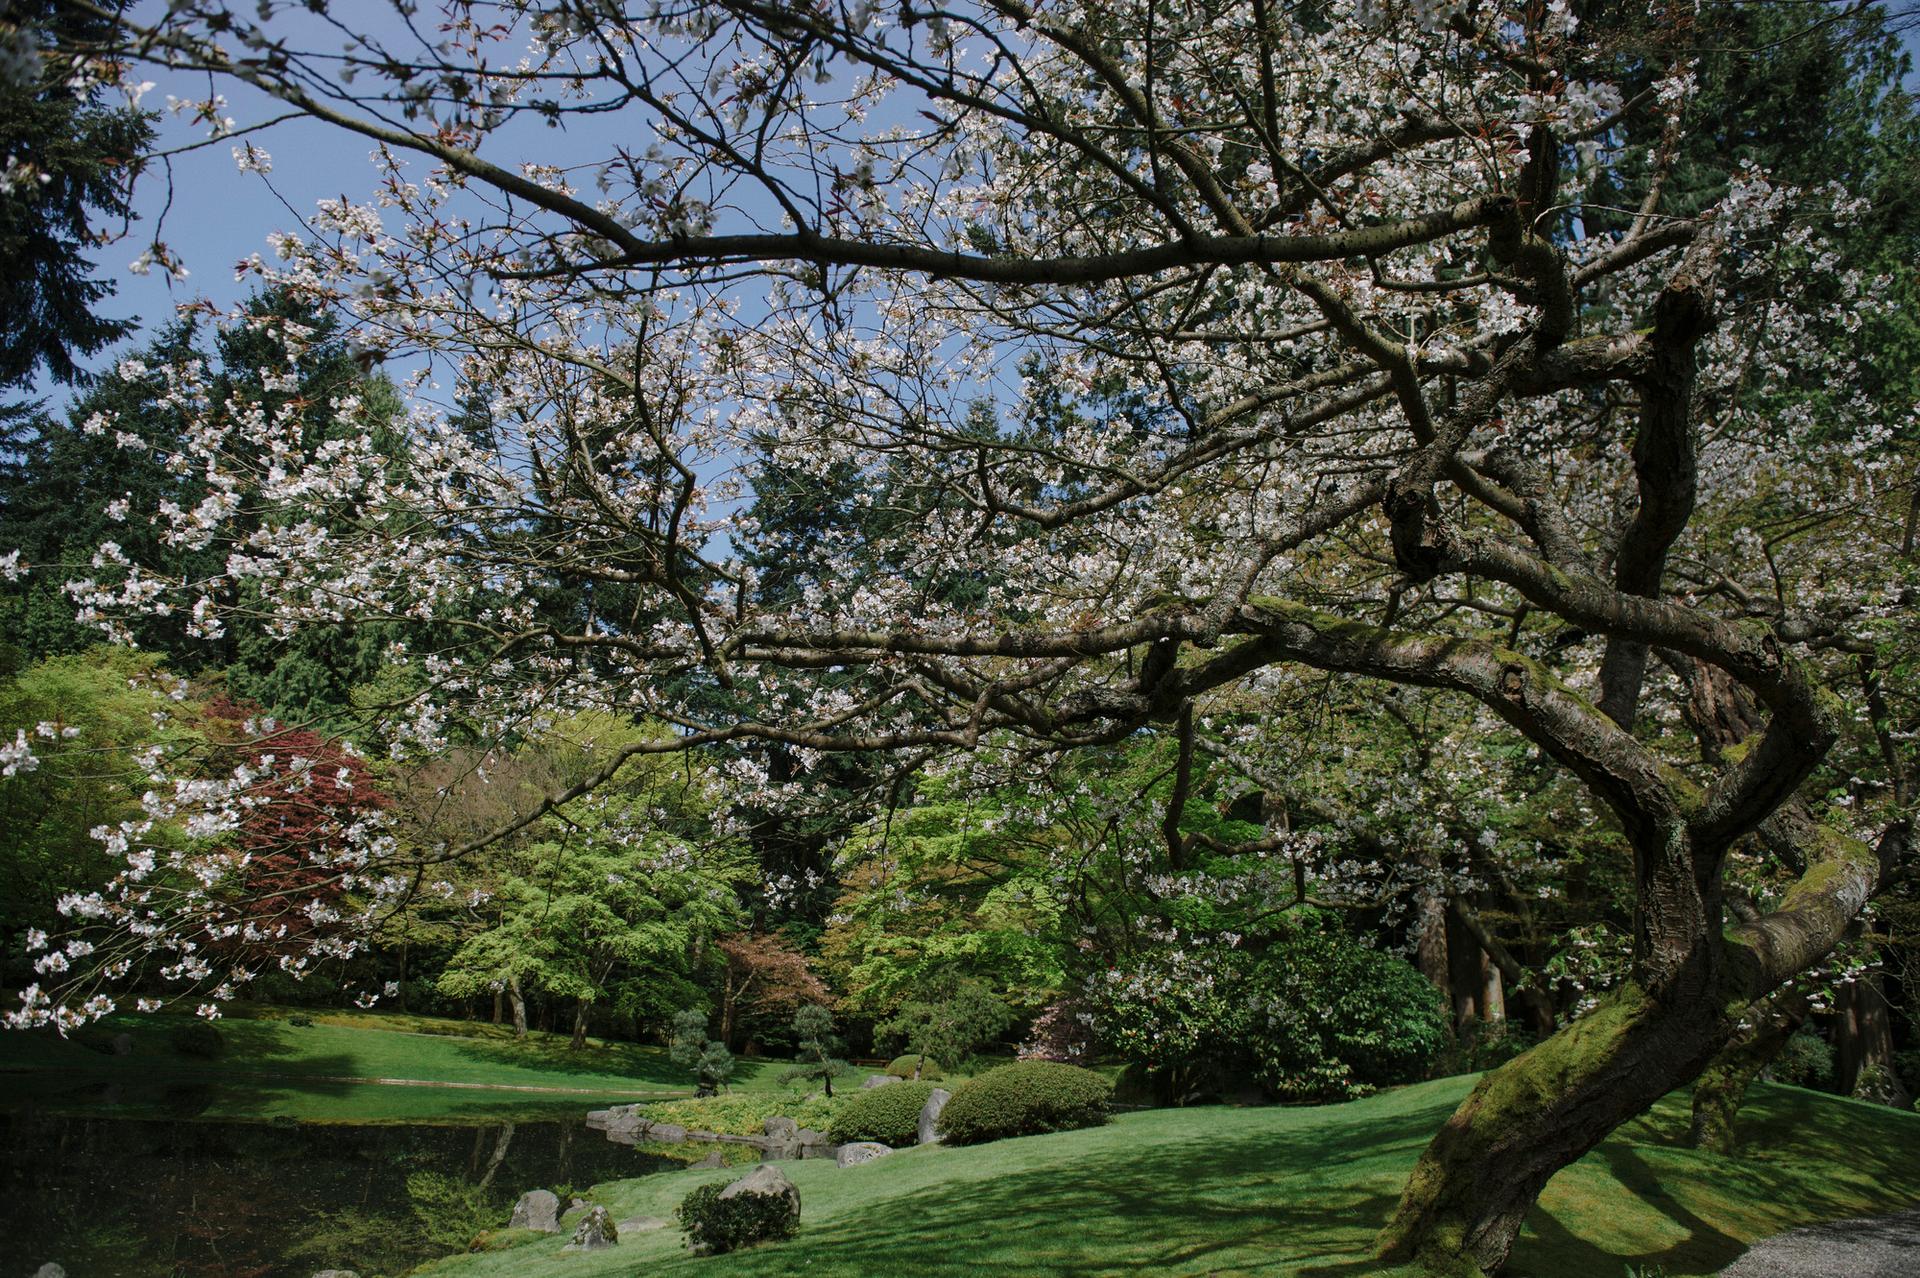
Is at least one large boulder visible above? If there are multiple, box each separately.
[648,1122,688,1143]
[917,1087,952,1146]
[835,1141,892,1168]
[763,1115,798,1141]
[563,1205,618,1252]
[508,1189,560,1233]
[719,1163,801,1218]
[860,1074,897,1090]
[36,1267,69,1278]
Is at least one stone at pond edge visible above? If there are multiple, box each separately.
[860,1074,897,1089]
[917,1088,952,1146]
[690,1149,726,1169]
[719,1164,802,1218]
[795,1127,828,1146]
[763,1115,799,1140]
[563,1205,618,1251]
[648,1122,688,1142]
[508,1188,560,1233]
[836,1141,892,1168]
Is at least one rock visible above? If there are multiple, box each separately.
[800,1142,840,1160]
[617,1216,670,1235]
[917,1087,952,1146]
[795,1127,828,1146]
[860,1074,897,1089]
[310,1272,358,1278]
[36,1266,69,1278]
[110,1032,134,1056]
[690,1149,726,1169]
[647,1122,688,1142]
[719,1164,801,1219]
[563,1205,618,1252]
[836,1141,892,1168]
[763,1115,799,1140]
[508,1188,560,1233]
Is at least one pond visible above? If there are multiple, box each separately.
[0,1078,695,1278]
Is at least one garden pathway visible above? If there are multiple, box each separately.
[1716,1208,1920,1276]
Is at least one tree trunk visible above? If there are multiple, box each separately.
[1377,980,1728,1274]
[1481,963,1507,1025]
[1446,906,1491,1026]
[1689,990,1809,1154]
[492,988,503,1025]
[1415,888,1453,1000]
[1836,969,1912,1108]
[570,996,590,1050]
[506,974,528,1039]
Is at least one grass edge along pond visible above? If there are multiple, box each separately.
[417,1076,1920,1278]
[0,1005,852,1124]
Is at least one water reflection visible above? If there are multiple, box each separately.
[0,1096,688,1277]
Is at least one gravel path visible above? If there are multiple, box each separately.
[1717,1208,1920,1276]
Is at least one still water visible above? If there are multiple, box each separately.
[0,1083,689,1278]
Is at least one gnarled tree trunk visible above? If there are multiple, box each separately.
[1690,989,1810,1153]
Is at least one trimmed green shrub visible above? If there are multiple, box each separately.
[828,1080,938,1146]
[884,1053,943,1080]
[937,1062,1110,1144]
[677,1180,798,1254]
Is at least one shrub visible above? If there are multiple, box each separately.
[937,1062,1110,1144]
[677,1180,798,1254]
[828,1080,938,1146]
[168,1021,225,1058]
[1766,1027,1836,1091]
[1096,911,1449,1102]
[884,1053,943,1080]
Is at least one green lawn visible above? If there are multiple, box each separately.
[412,1076,1920,1278]
[0,1004,859,1123]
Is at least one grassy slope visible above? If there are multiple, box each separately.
[417,1076,1920,1278]
[0,1005,845,1123]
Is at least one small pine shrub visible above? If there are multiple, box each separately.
[677,1181,798,1254]
[885,1054,943,1080]
[828,1080,938,1146]
[937,1062,1110,1144]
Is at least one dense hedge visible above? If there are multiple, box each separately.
[885,1054,943,1080]
[936,1062,1110,1144]
[828,1080,938,1146]
[677,1181,798,1254]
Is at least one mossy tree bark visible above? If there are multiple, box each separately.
[1689,989,1810,1154]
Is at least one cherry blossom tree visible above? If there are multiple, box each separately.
[17,0,1920,1271]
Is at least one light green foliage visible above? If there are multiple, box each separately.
[640,1091,844,1138]
[0,648,197,974]
[828,1080,938,1147]
[436,714,749,1037]
[936,1061,1111,1144]
[824,775,1067,1016]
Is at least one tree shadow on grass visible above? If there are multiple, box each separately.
[703,1096,1462,1277]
